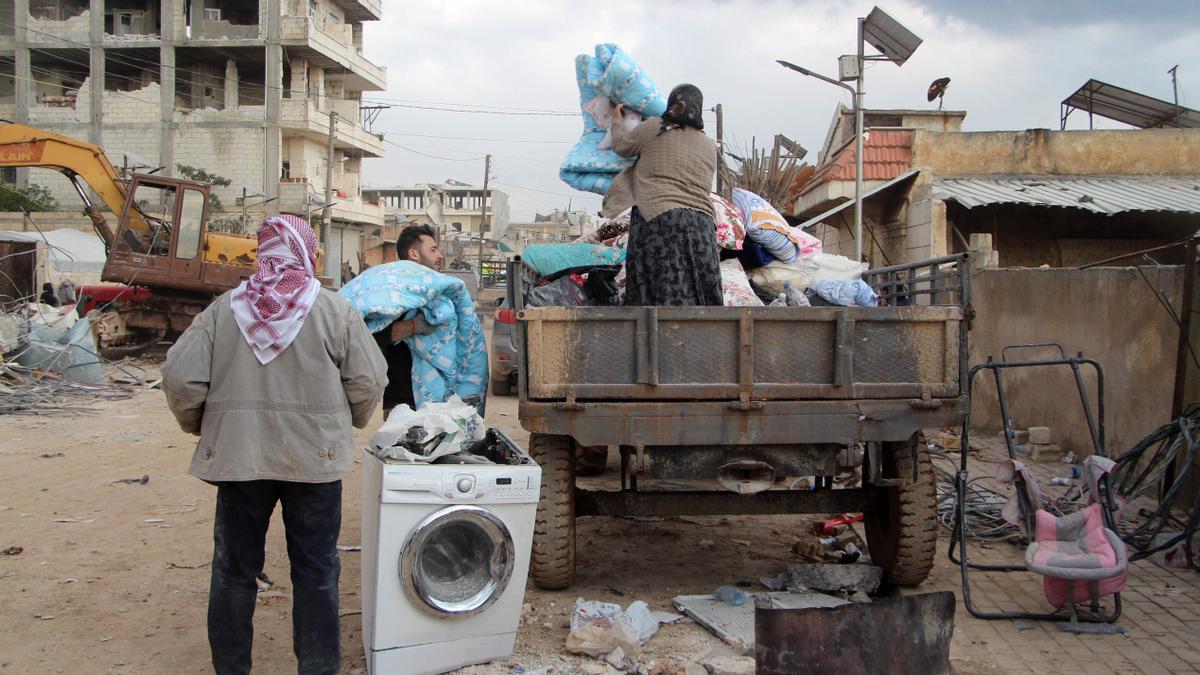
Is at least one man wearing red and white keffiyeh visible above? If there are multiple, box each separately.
[230,214,322,364]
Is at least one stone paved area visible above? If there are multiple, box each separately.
[922,437,1200,674]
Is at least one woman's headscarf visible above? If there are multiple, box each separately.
[661,84,705,131]
[230,214,321,365]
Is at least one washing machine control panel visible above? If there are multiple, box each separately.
[381,465,541,503]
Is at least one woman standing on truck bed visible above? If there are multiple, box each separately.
[609,84,723,306]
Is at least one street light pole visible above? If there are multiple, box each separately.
[854,16,866,262]
[776,61,860,256]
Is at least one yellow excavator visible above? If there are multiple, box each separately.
[0,122,322,356]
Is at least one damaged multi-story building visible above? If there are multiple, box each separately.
[0,0,386,277]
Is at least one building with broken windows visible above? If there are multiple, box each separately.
[0,0,386,276]
[364,181,511,241]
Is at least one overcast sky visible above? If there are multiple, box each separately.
[359,1,1200,221]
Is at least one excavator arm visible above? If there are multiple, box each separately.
[0,123,131,247]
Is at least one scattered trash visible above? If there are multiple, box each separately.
[605,584,625,597]
[111,475,149,485]
[1,545,23,555]
[713,585,746,606]
[792,541,823,562]
[837,543,862,564]
[98,636,112,643]
[1012,619,1039,631]
[142,518,164,524]
[811,514,863,536]
[338,609,362,617]
[39,453,64,458]
[337,545,362,552]
[1062,451,1077,464]
[369,396,486,463]
[605,646,632,670]
[34,614,55,620]
[63,578,78,583]
[674,592,848,653]
[786,563,883,595]
[698,539,716,550]
[167,561,209,570]
[565,598,663,658]
[760,574,786,592]
[256,572,272,592]
[54,517,95,523]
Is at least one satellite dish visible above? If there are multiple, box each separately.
[927,77,951,110]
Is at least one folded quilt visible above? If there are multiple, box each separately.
[560,44,667,195]
[522,242,626,279]
[338,261,488,408]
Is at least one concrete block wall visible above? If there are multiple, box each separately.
[28,11,92,44]
[173,125,269,209]
[969,266,1184,455]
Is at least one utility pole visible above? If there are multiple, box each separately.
[1169,65,1181,122]
[477,153,491,275]
[321,110,339,285]
[714,104,724,194]
[321,110,338,248]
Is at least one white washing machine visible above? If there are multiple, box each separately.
[360,442,541,675]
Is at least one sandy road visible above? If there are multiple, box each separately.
[0,357,804,674]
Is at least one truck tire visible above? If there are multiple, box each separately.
[575,444,608,476]
[530,433,576,589]
[864,432,937,586]
[491,377,511,396]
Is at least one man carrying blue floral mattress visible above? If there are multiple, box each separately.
[372,225,442,416]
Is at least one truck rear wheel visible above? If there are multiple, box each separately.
[575,443,608,476]
[864,432,937,586]
[530,433,576,589]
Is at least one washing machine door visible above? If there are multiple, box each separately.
[400,504,516,617]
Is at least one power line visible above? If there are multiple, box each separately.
[362,96,577,115]
[382,138,483,162]
[366,101,576,117]
[376,130,571,144]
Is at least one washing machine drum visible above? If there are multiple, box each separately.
[400,504,516,616]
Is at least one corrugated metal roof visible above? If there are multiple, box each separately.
[933,175,1200,214]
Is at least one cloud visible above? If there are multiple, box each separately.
[360,1,1200,220]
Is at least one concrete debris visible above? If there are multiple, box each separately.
[786,563,883,595]
[700,654,756,675]
[674,591,848,652]
[1,545,23,555]
[605,646,632,670]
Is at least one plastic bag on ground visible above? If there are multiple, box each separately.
[566,598,663,657]
[369,396,486,463]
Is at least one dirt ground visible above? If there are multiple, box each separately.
[3,343,1193,674]
[0,360,804,674]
